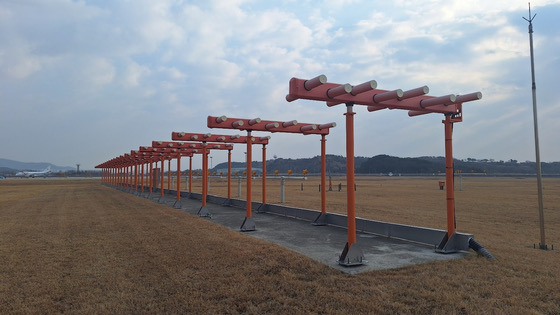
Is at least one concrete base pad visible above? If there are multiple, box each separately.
[172,197,469,274]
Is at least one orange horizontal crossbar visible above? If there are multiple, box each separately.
[286,75,482,115]
[207,116,335,135]
[170,132,270,145]
[151,141,234,150]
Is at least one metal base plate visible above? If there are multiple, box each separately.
[172,200,182,209]
[312,213,328,226]
[256,203,267,213]
[338,242,365,266]
[197,206,211,217]
[436,233,460,254]
[240,216,256,232]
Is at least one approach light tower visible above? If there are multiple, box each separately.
[523,2,547,250]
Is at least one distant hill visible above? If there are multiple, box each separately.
[3,156,559,177]
[417,156,560,175]
[0,158,75,174]
[213,154,560,175]
[213,155,369,175]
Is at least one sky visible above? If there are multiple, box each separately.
[1,0,559,170]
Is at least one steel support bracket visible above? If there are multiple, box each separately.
[312,212,328,226]
[436,232,463,253]
[256,203,267,213]
[172,200,182,209]
[338,242,365,266]
[240,216,256,232]
[197,206,212,218]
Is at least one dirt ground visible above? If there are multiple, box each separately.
[1,177,559,313]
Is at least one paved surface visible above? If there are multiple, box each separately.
[151,194,469,274]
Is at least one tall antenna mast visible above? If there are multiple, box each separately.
[523,2,547,250]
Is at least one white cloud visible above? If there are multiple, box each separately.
[1,1,560,168]
[85,58,115,86]
[123,62,151,88]
[0,43,43,79]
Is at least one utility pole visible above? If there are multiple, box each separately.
[523,2,547,250]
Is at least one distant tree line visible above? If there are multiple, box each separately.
[212,154,560,175]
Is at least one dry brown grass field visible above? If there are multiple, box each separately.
[1,177,559,313]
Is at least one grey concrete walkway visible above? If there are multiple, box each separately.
[151,193,469,274]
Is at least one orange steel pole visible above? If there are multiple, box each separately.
[239,130,256,231]
[176,153,181,202]
[321,135,327,214]
[149,160,153,195]
[262,144,266,204]
[246,131,253,217]
[227,149,232,199]
[188,156,192,193]
[134,163,138,191]
[444,115,456,237]
[198,145,211,216]
[160,156,165,198]
[167,158,171,190]
[141,163,145,193]
[345,104,357,245]
[202,145,208,208]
